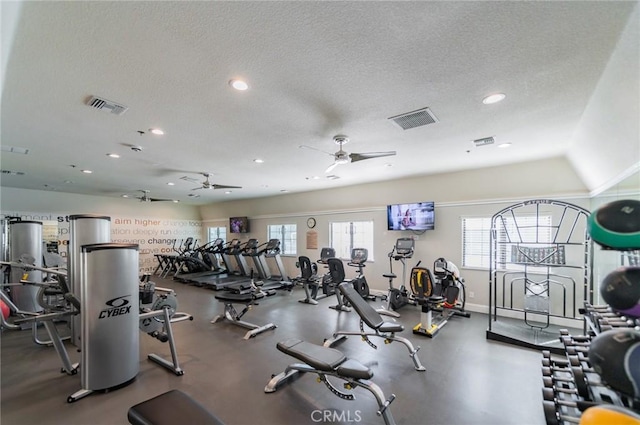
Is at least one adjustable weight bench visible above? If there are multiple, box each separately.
[128,389,224,425]
[324,282,426,372]
[212,290,276,339]
[265,338,397,425]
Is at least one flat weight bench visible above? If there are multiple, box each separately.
[265,338,397,425]
[324,282,426,372]
[212,290,276,339]
[128,389,225,425]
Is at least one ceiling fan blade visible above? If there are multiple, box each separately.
[300,144,334,156]
[325,162,339,173]
[212,184,242,190]
[149,198,178,202]
[192,187,204,191]
[349,151,396,163]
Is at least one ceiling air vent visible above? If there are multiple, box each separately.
[388,107,438,130]
[1,146,29,155]
[473,136,495,147]
[86,96,129,115]
[180,176,200,183]
[1,170,25,176]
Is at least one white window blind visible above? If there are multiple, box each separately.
[330,220,374,261]
[267,224,297,256]
[462,215,552,269]
[208,226,226,243]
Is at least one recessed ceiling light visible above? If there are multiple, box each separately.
[64,180,73,184]
[167,182,175,186]
[150,128,164,135]
[106,153,120,158]
[81,169,93,174]
[121,194,129,198]
[498,142,512,148]
[253,158,264,163]
[172,200,179,203]
[224,191,232,194]
[482,93,506,104]
[229,79,249,91]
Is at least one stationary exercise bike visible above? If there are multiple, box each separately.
[347,248,372,299]
[384,238,416,314]
[297,248,338,304]
[412,257,470,338]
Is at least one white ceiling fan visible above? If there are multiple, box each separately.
[192,173,242,191]
[300,135,396,173]
[125,190,177,203]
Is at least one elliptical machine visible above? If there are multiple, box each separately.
[384,238,416,314]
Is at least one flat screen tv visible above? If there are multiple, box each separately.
[387,202,435,231]
[229,216,250,233]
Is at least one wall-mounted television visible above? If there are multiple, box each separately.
[387,202,435,231]
[229,216,250,233]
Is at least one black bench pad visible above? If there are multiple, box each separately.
[215,291,263,303]
[128,389,224,425]
[337,359,373,380]
[277,338,345,372]
[339,283,404,333]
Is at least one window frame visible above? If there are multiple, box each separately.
[267,223,297,256]
[461,214,553,271]
[329,220,375,261]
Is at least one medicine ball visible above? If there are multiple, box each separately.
[589,329,640,398]
[0,299,9,320]
[587,199,640,250]
[579,405,640,425]
[600,267,640,318]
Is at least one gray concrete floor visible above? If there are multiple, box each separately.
[1,277,546,425]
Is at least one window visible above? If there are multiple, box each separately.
[208,226,226,243]
[330,220,374,261]
[462,217,492,268]
[267,224,297,256]
[462,215,552,269]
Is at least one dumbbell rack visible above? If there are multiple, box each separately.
[581,301,640,334]
[541,325,640,425]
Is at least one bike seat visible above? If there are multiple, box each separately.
[383,273,397,279]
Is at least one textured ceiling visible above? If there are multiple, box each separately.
[1,1,636,205]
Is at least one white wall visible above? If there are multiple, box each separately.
[4,154,630,317]
[1,187,203,273]
[199,156,590,311]
[567,4,640,193]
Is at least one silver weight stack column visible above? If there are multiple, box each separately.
[9,220,43,313]
[68,243,139,403]
[68,215,111,347]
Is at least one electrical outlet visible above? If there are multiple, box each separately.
[469,291,475,298]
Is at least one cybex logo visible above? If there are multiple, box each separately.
[621,206,635,214]
[98,295,132,319]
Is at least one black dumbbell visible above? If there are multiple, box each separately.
[565,346,589,356]
[542,357,570,368]
[542,387,598,410]
[567,355,592,370]
[542,366,597,400]
[542,400,582,425]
